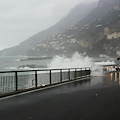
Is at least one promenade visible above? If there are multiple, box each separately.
[0,72,120,120]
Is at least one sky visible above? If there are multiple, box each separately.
[0,0,98,50]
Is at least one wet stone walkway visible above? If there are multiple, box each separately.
[0,72,120,120]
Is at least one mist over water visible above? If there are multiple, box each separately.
[48,52,104,76]
[48,52,93,68]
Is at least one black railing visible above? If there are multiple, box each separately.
[0,67,91,95]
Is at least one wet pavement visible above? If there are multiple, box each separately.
[0,72,120,120]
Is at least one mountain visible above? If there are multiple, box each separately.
[1,0,120,57]
[27,0,120,57]
[98,0,120,8]
[88,10,120,57]
[27,9,120,57]
[0,2,97,56]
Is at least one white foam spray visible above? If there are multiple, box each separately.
[48,52,104,76]
[48,52,92,68]
[95,61,115,66]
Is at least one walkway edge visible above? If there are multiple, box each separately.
[0,76,91,100]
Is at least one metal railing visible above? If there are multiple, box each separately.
[0,67,91,94]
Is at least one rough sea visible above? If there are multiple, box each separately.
[0,56,51,71]
[0,52,116,73]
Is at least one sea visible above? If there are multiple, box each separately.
[0,54,116,72]
[0,56,51,71]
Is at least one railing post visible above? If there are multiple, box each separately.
[35,71,38,87]
[60,69,62,82]
[89,68,91,76]
[81,68,83,78]
[79,69,81,78]
[75,69,76,79]
[68,69,70,80]
[15,71,18,91]
[50,70,52,84]
[85,68,86,77]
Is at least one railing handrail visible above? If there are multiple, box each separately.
[0,67,91,97]
[0,67,91,73]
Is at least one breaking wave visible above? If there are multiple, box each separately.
[48,52,93,69]
[48,52,105,76]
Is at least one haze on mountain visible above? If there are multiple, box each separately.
[0,0,120,57]
[0,1,97,56]
[1,0,90,50]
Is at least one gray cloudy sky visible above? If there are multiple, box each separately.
[0,0,98,50]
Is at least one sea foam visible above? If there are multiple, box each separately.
[48,52,105,76]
